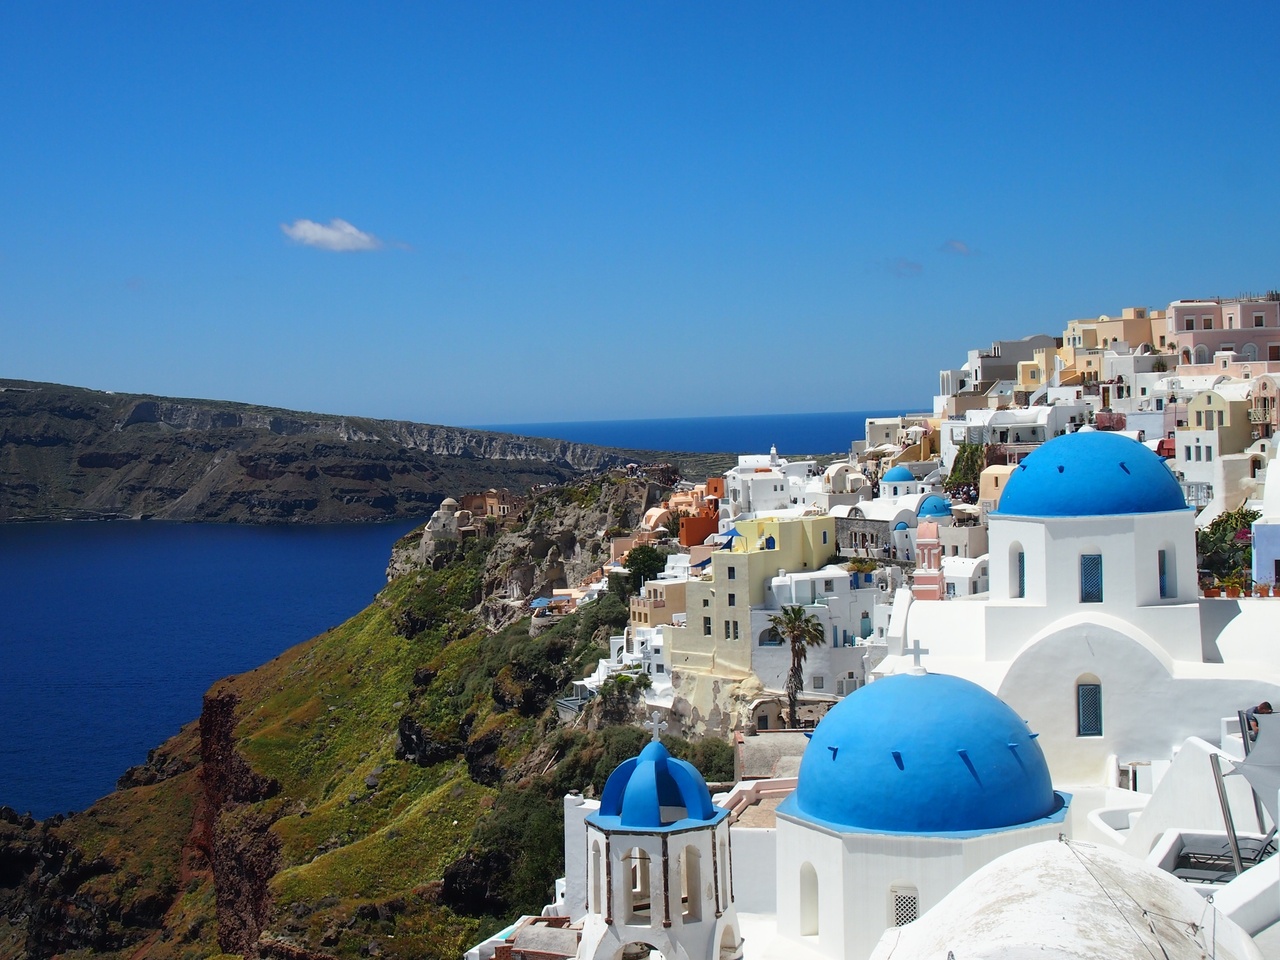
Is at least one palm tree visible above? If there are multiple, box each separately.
[767,605,826,729]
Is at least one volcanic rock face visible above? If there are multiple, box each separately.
[0,380,638,523]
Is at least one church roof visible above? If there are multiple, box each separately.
[587,739,725,833]
[917,495,952,518]
[783,672,1063,835]
[994,431,1188,518]
[881,465,915,482]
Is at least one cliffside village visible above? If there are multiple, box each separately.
[434,294,1280,960]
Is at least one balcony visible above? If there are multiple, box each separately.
[1250,408,1271,423]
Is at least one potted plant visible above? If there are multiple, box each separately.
[1223,572,1245,598]
[1202,577,1222,598]
[1258,578,1274,598]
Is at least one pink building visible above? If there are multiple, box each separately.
[1164,297,1280,365]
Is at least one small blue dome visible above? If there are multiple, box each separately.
[785,673,1060,834]
[996,431,1187,518]
[918,495,952,519]
[588,740,722,831]
[893,521,910,531]
[882,465,914,482]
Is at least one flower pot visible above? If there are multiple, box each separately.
[1226,586,1242,598]
[1204,587,1222,598]
[1260,585,1273,597]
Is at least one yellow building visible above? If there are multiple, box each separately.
[665,515,837,681]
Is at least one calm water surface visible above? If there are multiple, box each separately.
[0,519,421,818]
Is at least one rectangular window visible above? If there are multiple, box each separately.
[727,566,736,580]
[822,530,829,545]
[1195,446,1202,461]
[724,620,731,639]
[1196,410,1203,427]
[1017,551,1026,598]
[1156,398,1164,411]
[1077,683,1103,736]
[732,620,739,640]
[1080,554,1104,603]
[946,582,956,597]
[1218,410,1225,427]
[813,676,824,690]
[1203,317,1213,330]
[702,598,709,607]
[1256,314,1266,328]
[1206,446,1213,461]
[1185,445,1192,461]
[1158,549,1171,598]
[727,593,736,607]
[823,579,834,592]
[655,664,665,673]
[703,616,712,636]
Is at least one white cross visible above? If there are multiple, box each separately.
[644,710,669,743]
[903,636,929,675]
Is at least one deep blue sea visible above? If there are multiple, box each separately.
[0,409,912,820]
[476,409,897,454]
[0,519,421,819]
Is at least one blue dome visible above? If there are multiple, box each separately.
[785,673,1061,834]
[995,431,1187,518]
[918,495,952,519]
[588,740,723,831]
[882,465,914,482]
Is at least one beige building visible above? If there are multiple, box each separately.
[666,515,836,682]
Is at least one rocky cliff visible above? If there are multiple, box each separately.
[0,380,645,523]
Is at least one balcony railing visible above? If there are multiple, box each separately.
[1250,408,1271,423]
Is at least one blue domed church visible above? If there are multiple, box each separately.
[880,430,1280,786]
[774,671,1068,960]
[574,723,742,960]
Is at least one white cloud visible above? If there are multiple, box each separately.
[280,218,382,252]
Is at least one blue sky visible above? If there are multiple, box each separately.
[3,3,1279,426]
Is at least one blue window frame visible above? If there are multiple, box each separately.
[1080,554,1103,603]
[1077,683,1103,736]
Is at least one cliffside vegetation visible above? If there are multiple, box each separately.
[0,474,732,960]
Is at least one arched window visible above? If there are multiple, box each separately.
[624,847,652,925]
[591,841,602,914]
[799,862,819,937]
[1077,675,1103,736]
[1195,345,1211,365]
[1158,547,1176,599]
[889,883,919,926]
[1009,542,1025,599]
[1243,343,1259,362]
[680,845,702,922]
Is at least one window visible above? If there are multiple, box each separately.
[732,620,739,640]
[1256,314,1266,328]
[1206,446,1213,462]
[1218,410,1225,427]
[1012,547,1025,599]
[702,598,709,607]
[703,616,712,636]
[727,566,736,580]
[727,593,736,607]
[1203,316,1213,330]
[1080,554,1103,602]
[1196,410,1203,427]
[813,676,824,690]
[1185,445,1192,461]
[1156,398,1164,411]
[890,885,919,927]
[1159,549,1173,598]
[946,582,956,597]
[823,579,834,592]
[724,621,731,639]
[1077,682,1103,736]
[655,663,664,673]
[822,530,829,545]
